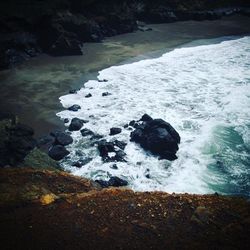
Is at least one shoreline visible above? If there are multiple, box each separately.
[0,15,250,137]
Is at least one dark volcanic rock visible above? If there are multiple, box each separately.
[68,118,84,131]
[68,104,81,112]
[102,92,112,96]
[114,140,127,150]
[64,118,69,123]
[85,93,92,98]
[110,127,122,136]
[54,132,73,146]
[95,176,128,188]
[97,139,126,162]
[48,145,70,161]
[80,128,95,137]
[130,114,180,161]
[0,119,37,167]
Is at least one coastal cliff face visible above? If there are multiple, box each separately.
[1,0,250,69]
[0,167,250,250]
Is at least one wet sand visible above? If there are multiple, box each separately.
[0,15,250,137]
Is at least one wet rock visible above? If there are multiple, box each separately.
[48,145,70,161]
[64,118,69,123]
[72,158,92,168]
[111,164,118,170]
[68,104,81,112]
[54,132,73,146]
[95,176,128,188]
[80,128,95,137]
[69,89,78,94]
[114,140,127,150]
[68,118,84,131]
[130,114,180,161]
[85,93,92,98]
[140,114,153,122]
[97,140,126,162]
[97,140,115,159]
[108,176,128,187]
[102,92,112,96]
[98,79,108,82]
[110,127,122,136]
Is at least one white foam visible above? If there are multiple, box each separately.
[58,36,250,194]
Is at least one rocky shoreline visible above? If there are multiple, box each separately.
[1,0,250,70]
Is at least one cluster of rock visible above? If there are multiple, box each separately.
[1,0,250,69]
[129,114,180,161]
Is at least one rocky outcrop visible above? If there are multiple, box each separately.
[130,114,180,161]
[1,0,250,69]
[0,114,36,167]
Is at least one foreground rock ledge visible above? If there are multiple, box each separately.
[0,168,249,250]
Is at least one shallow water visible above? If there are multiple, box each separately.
[58,36,250,196]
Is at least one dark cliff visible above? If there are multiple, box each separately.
[1,0,250,69]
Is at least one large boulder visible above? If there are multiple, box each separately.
[48,145,70,161]
[54,132,73,146]
[68,118,84,131]
[130,114,180,161]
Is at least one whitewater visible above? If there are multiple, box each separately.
[58,36,250,196]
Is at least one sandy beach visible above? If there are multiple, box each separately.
[0,15,250,137]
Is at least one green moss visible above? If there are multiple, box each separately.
[21,148,63,172]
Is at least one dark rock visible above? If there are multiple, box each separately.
[130,115,180,161]
[140,114,153,122]
[69,89,78,94]
[64,118,70,123]
[97,140,115,158]
[112,150,126,162]
[72,161,82,168]
[48,145,70,161]
[102,92,112,96]
[68,118,84,131]
[80,128,95,137]
[90,134,103,141]
[85,93,92,98]
[129,120,136,127]
[73,158,92,168]
[48,33,83,56]
[124,124,129,129]
[145,174,150,179]
[37,135,55,152]
[111,164,118,170]
[110,127,122,136]
[97,140,126,162]
[54,132,73,146]
[108,176,128,187]
[68,105,81,112]
[98,79,108,82]
[114,140,127,150]
[95,176,128,188]
[50,130,62,137]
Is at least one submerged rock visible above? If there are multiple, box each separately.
[68,105,81,112]
[48,145,70,161]
[110,127,122,136]
[85,93,92,98]
[130,114,180,161]
[80,128,95,137]
[102,92,112,96]
[95,176,128,188]
[68,118,84,131]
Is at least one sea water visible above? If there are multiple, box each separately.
[57,36,250,196]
